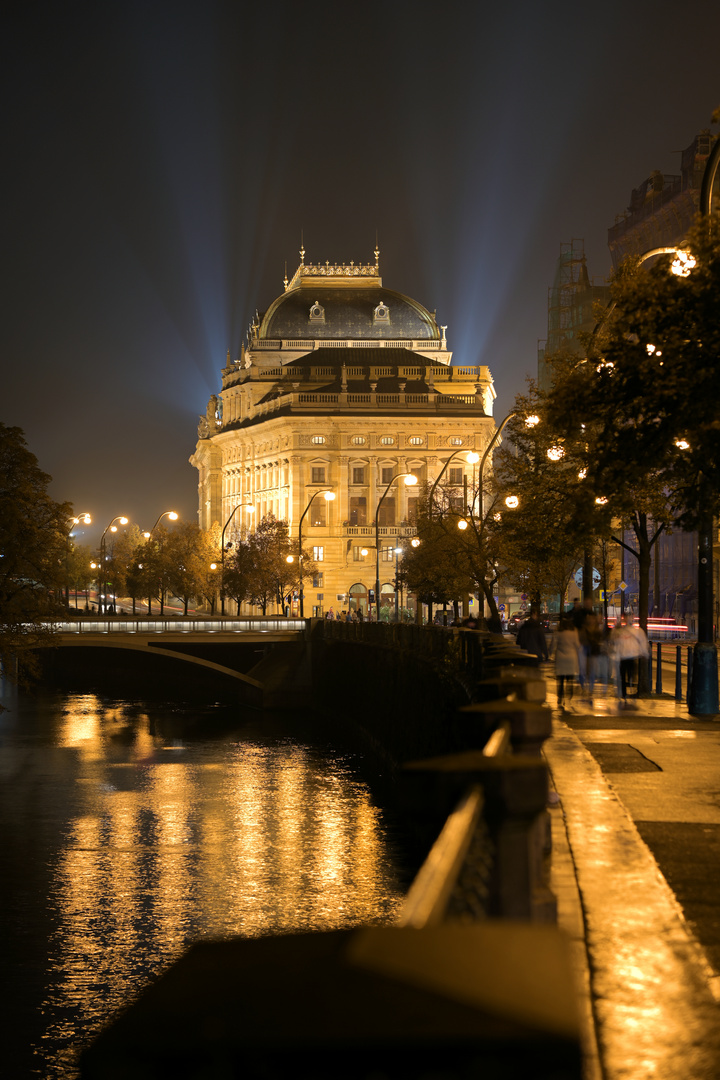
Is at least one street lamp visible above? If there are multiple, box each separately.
[98,516,128,614]
[429,450,479,518]
[220,504,255,614]
[141,511,178,615]
[375,473,417,622]
[143,510,179,539]
[295,490,335,618]
[65,513,92,609]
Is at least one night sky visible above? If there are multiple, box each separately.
[2,1,718,545]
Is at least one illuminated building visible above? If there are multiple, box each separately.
[190,247,496,616]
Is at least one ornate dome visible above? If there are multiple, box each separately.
[257,257,441,342]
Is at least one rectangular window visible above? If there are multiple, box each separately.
[312,572,324,587]
[381,545,395,562]
[352,466,365,485]
[313,546,324,562]
[378,497,395,528]
[349,497,367,526]
[381,466,394,485]
[448,467,464,485]
[407,498,418,523]
[353,545,367,562]
[311,501,327,527]
[311,467,325,484]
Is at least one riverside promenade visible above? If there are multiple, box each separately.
[543,675,720,1080]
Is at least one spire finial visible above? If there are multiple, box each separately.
[300,229,305,266]
[283,261,288,290]
[374,230,380,268]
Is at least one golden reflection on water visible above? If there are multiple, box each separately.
[42,693,403,1074]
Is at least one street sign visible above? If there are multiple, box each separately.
[619,581,627,591]
[498,604,506,612]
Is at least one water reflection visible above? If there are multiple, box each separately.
[0,687,404,1078]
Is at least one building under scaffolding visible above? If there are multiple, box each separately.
[537,239,610,390]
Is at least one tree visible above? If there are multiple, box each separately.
[400,504,475,620]
[65,543,94,610]
[0,423,72,679]
[242,516,297,615]
[493,385,596,612]
[165,522,207,615]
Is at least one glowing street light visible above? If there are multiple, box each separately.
[97,516,129,614]
[375,473,416,621]
[505,495,520,509]
[547,445,565,462]
[220,504,254,614]
[295,490,335,618]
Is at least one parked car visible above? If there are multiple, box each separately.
[507,611,529,634]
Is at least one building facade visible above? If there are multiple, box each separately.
[190,249,497,617]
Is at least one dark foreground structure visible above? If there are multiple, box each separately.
[80,627,583,1079]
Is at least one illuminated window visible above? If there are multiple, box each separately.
[313,546,324,562]
[379,436,394,446]
[312,572,324,587]
[353,545,367,562]
[311,501,327,527]
[449,437,463,446]
[351,435,366,446]
[311,435,325,445]
[352,466,365,485]
[381,545,395,562]
[378,498,395,527]
[311,467,325,484]
[349,497,367,525]
[448,467,463,485]
[408,436,423,445]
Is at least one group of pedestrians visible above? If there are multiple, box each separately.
[516,601,649,707]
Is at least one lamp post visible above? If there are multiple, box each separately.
[220,504,254,615]
[142,511,178,615]
[65,513,91,608]
[293,490,335,618]
[393,544,403,622]
[375,473,417,622]
[429,450,479,518]
[98,516,128,614]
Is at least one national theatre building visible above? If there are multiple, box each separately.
[191,248,497,617]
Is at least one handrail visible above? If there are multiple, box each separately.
[397,786,484,928]
[43,618,306,635]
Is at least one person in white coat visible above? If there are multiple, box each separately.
[551,616,581,708]
[611,615,650,700]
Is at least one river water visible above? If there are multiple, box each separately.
[0,679,407,1078]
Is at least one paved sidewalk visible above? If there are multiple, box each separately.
[542,680,720,1080]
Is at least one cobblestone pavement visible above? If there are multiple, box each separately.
[542,670,720,1080]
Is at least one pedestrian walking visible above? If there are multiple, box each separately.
[516,609,549,661]
[551,616,581,707]
[611,615,649,702]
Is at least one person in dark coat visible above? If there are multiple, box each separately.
[516,609,549,660]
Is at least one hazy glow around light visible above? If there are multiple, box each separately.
[671,250,696,277]
[411,538,420,547]
[578,468,587,479]
[675,439,690,450]
[404,474,418,486]
[505,495,519,509]
[466,452,480,464]
[547,445,565,461]
[457,519,468,530]
[525,414,540,427]
[323,491,336,501]
[595,496,608,505]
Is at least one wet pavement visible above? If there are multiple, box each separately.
[542,670,720,1080]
